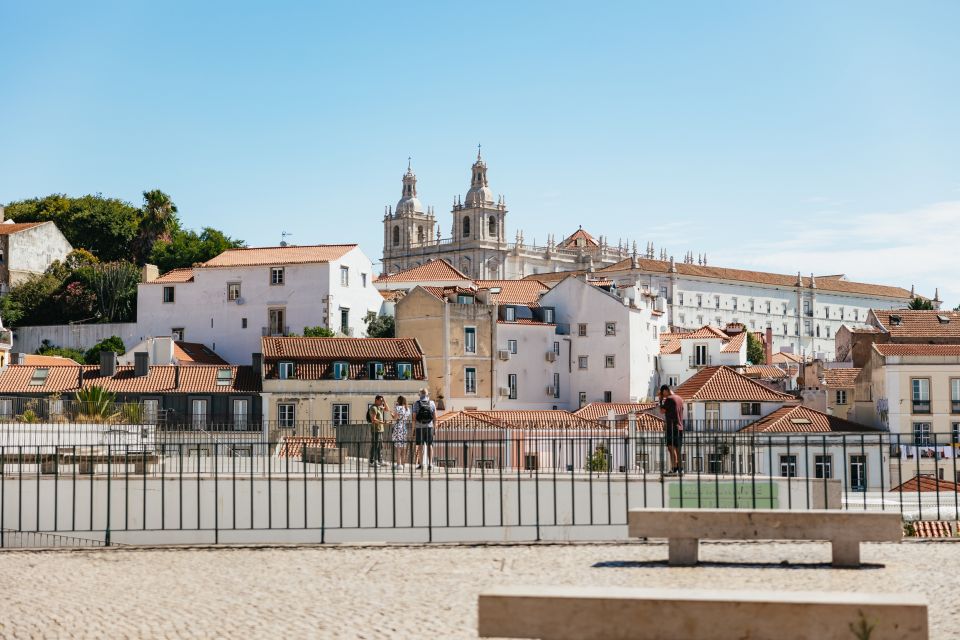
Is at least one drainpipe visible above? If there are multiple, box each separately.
[490,305,497,409]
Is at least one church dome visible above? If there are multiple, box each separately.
[396,194,424,214]
[464,185,494,207]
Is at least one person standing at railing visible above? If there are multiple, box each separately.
[392,395,411,470]
[659,384,685,476]
[411,388,437,471]
[367,395,391,468]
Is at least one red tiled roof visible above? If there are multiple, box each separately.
[497,318,554,326]
[173,341,228,365]
[0,222,47,235]
[558,227,599,248]
[262,337,423,360]
[871,309,960,338]
[574,402,658,420]
[890,475,960,494]
[739,405,878,433]
[475,280,548,306]
[822,368,861,387]
[910,521,958,538]
[0,365,259,394]
[149,268,195,284]
[277,437,337,458]
[682,326,730,341]
[375,259,470,284]
[591,258,912,299]
[772,352,805,365]
[874,344,960,357]
[659,333,684,355]
[419,285,477,301]
[744,365,788,379]
[721,332,747,353]
[436,410,606,430]
[21,354,80,366]
[674,366,795,402]
[202,244,356,267]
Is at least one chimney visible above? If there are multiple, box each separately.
[765,327,773,366]
[0,205,5,223]
[100,351,116,377]
[174,364,180,389]
[12,352,24,365]
[134,351,149,377]
[252,353,263,379]
[142,264,160,283]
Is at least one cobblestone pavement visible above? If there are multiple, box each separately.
[0,540,957,639]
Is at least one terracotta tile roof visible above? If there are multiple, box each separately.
[436,410,606,430]
[574,402,658,421]
[0,222,47,235]
[744,365,788,379]
[822,368,861,387]
[497,318,554,326]
[739,405,879,433]
[149,268,195,284]
[772,352,805,365]
[379,289,405,301]
[659,333,684,355]
[0,365,259,394]
[874,344,960,357]
[375,259,470,284]
[871,309,960,339]
[721,332,747,353]
[910,521,958,538]
[276,437,337,459]
[682,325,730,341]
[202,244,356,267]
[890,475,960,494]
[420,286,477,301]
[589,279,614,287]
[674,366,795,402]
[592,258,913,299]
[173,341,228,365]
[261,337,426,380]
[475,280,548,306]
[558,227,599,248]
[21,354,80,366]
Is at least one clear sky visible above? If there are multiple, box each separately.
[2,1,958,305]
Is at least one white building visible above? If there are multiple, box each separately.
[0,212,74,294]
[658,325,748,388]
[673,365,796,432]
[137,244,384,364]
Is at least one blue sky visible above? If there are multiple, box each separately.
[1,1,958,304]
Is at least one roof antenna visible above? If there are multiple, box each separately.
[280,231,293,247]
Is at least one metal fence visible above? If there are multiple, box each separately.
[0,428,958,547]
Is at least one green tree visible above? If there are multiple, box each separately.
[303,326,336,337]
[364,314,395,338]
[78,262,140,322]
[908,298,934,310]
[150,227,245,272]
[134,190,179,263]
[746,330,765,364]
[36,340,85,363]
[84,336,126,365]
[0,272,63,325]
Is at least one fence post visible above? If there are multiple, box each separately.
[105,444,112,547]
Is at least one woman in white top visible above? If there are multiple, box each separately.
[392,396,411,469]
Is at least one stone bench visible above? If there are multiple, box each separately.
[628,508,903,567]
[303,447,344,465]
[0,452,59,474]
[478,586,928,640]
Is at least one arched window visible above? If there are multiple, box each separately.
[417,226,424,243]
[460,257,472,276]
[392,225,400,246]
[463,216,471,238]
[488,216,497,237]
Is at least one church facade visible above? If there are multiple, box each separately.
[381,152,631,279]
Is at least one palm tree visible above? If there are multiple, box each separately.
[135,190,179,263]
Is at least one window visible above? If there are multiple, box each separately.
[578,323,587,337]
[696,294,702,307]
[694,344,708,366]
[227,283,241,301]
[457,294,474,304]
[172,328,184,341]
[913,422,932,446]
[578,356,588,369]
[392,226,400,246]
[29,368,49,386]
[340,266,349,287]
[508,374,518,399]
[332,404,350,426]
[191,399,208,427]
[332,361,349,380]
[912,378,930,413]
[951,379,960,413]
[271,267,285,285]
[603,391,612,403]
[216,368,233,386]
[142,399,159,424]
[464,327,477,354]
[953,422,960,445]
[268,308,285,336]
[397,362,412,380]
[766,301,771,314]
[732,297,738,310]
[361,273,367,287]
[782,323,788,335]
[849,455,866,491]
[553,373,560,398]
[232,399,249,429]
[678,293,684,306]
[462,216,471,237]
[716,317,722,327]
[803,300,811,315]
[824,305,830,318]
[605,322,616,336]
[815,455,832,479]
[507,339,517,354]
[605,355,615,368]
[553,341,560,355]
[854,309,859,321]
[715,295,720,309]
[804,320,812,335]
[367,362,385,380]
[489,215,497,236]
[465,367,477,394]
[278,403,296,428]
[667,376,678,387]
[278,361,295,379]
[835,390,847,405]
[780,454,797,478]
[159,286,176,304]
[504,307,516,322]
[340,308,350,334]
[740,402,761,416]
[543,308,555,324]
[241,318,248,329]
[698,316,704,326]
[816,324,820,338]
[578,392,587,408]
[749,299,755,311]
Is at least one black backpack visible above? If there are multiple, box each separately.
[414,400,434,424]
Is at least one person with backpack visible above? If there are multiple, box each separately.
[411,388,437,470]
[367,395,392,468]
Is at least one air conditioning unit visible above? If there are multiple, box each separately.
[235,297,246,305]
[546,385,557,396]
[497,350,511,360]
[498,387,511,397]
[545,351,557,362]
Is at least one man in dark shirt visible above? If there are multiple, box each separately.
[659,384,685,475]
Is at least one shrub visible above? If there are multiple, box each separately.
[74,386,119,421]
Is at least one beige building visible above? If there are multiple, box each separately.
[259,336,427,438]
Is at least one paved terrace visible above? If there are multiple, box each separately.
[0,540,958,639]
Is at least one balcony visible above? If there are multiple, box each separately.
[912,400,931,414]
[952,401,960,414]
[262,326,292,337]
[689,355,712,368]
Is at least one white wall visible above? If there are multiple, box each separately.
[12,322,141,354]
[493,323,559,409]
[7,222,74,285]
